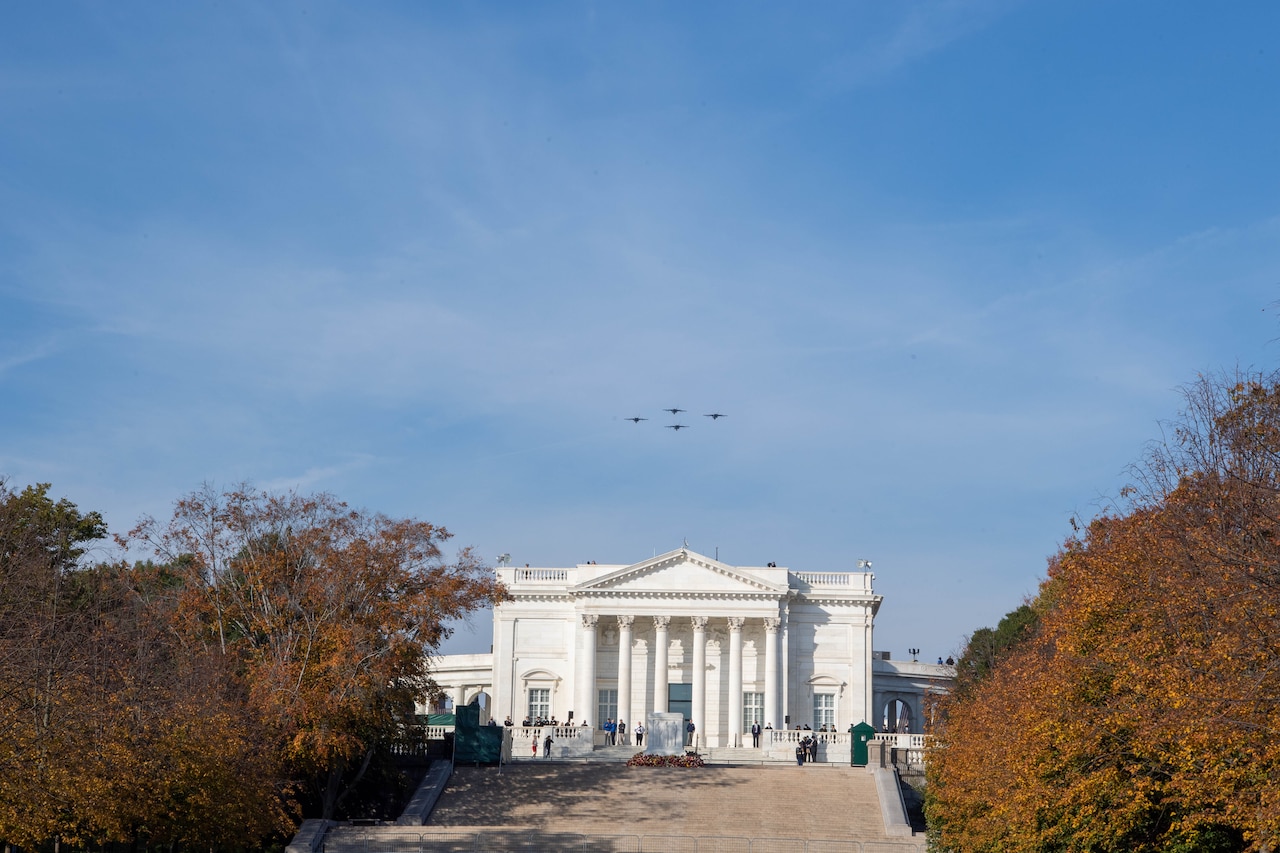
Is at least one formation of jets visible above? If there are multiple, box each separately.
[624,409,727,431]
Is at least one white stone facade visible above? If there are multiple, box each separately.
[431,548,900,748]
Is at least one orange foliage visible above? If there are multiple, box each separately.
[0,481,503,847]
[129,485,507,818]
[929,372,1280,853]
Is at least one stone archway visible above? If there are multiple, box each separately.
[881,697,914,733]
[467,689,492,724]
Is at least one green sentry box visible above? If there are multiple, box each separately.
[849,721,876,766]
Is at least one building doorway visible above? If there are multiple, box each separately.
[668,683,692,725]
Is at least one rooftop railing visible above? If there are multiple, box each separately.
[514,568,570,582]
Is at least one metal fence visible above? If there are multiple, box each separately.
[327,831,924,853]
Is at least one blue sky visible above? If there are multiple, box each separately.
[3,1,1277,661]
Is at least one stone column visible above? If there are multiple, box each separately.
[579,614,598,727]
[653,616,670,713]
[451,685,467,712]
[727,616,745,747]
[863,613,876,729]
[764,617,780,730]
[781,612,790,727]
[691,616,708,748]
[616,615,634,734]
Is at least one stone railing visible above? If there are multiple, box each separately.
[791,572,854,585]
[388,726,455,757]
[759,730,929,768]
[770,728,850,746]
[514,568,569,582]
[507,725,594,759]
[873,733,927,768]
[873,733,926,749]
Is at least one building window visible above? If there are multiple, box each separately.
[597,688,617,727]
[528,688,550,721]
[743,692,764,730]
[813,693,835,730]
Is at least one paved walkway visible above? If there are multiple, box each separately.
[422,763,889,842]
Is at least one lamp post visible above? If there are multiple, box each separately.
[908,647,920,662]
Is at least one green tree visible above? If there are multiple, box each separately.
[952,602,1042,695]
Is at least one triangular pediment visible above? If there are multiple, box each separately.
[576,549,786,596]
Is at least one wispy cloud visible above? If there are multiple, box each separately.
[0,338,59,376]
[815,0,1018,94]
[259,456,378,493]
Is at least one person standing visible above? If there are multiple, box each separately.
[634,722,644,747]
[686,719,696,747]
[543,732,554,758]
[617,719,627,746]
[751,721,762,747]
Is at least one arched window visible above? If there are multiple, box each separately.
[520,668,561,723]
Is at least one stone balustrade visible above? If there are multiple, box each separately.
[514,568,569,582]
[872,732,926,749]
[423,725,454,740]
[507,724,595,759]
[792,571,853,585]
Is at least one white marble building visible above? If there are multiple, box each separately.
[429,548,951,747]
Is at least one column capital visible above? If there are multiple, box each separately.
[616,615,635,629]
[653,615,671,630]
[763,617,781,633]
[727,616,746,631]
[690,616,709,630]
[581,614,599,629]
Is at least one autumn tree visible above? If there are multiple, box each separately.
[928,371,1280,853]
[69,559,293,848]
[0,481,106,845]
[128,485,506,819]
[0,480,293,850]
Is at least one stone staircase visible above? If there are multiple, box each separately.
[376,763,891,842]
[704,745,791,765]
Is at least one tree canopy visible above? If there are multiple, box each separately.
[927,372,1280,853]
[129,485,506,820]
[0,482,504,849]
